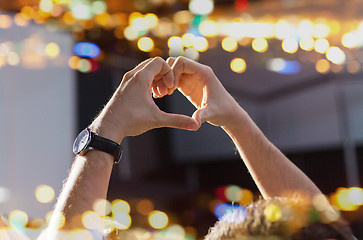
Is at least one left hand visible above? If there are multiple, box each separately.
[89,57,199,143]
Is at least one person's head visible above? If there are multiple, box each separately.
[205,196,354,240]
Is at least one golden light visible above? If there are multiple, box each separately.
[263,204,281,222]
[145,13,159,29]
[63,11,76,25]
[93,199,111,216]
[347,60,361,74]
[35,185,55,203]
[342,32,358,48]
[20,6,35,20]
[137,37,154,52]
[298,20,314,37]
[111,199,130,215]
[39,0,54,13]
[199,20,218,37]
[252,37,268,53]
[168,36,183,49]
[114,26,124,39]
[239,189,254,206]
[28,218,46,229]
[129,12,143,25]
[136,199,154,216]
[8,210,28,228]
[95,12,111,26]
[299,37,314,51]
[326,46,346,65]
[173,10,193,25]
[221,37,238,52]
[275,20,292,40]
[148,210,169,229]
[315,59,330,74]
[313,23,331,38]
[193,36,208,52]
[230,58,246,73]
[82,211,103,231]
[348,187,363,205]
[312,194,330,212]
[45,43,60,58]
[334,188,358,211]
[182,33,195,48]
[282,38,298,54]
[0,54,6,68]
[14,13,30,27]
[68,56,81,69]
[314,38,330,54]
[53,0,72,4]
[0,15,12,29]
[113,213,132,230]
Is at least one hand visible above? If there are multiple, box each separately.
[163,56,244,129]
[90,57,199,143]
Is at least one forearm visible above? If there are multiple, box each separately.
[46,149,114,238]
[222,107,321,199]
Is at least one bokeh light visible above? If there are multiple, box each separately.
[148,210,169,229]
[333,188,359,211]
[314,38,330,54]
[14,13,30,27]
[221,37,238,52]
[282,38,298,54]
[35,185,55,203]
[137,37,154,52]
[111,199,130,215]
[68,56,81,69]
[199,20,218,37]
[193,36,208,52]
[92,1,107,15]
[7,52,20,66]
[168,36,183,49]
[93,199,111,216]
[136,199,154,216]
[326,46,346,65]
[77,59,92,73]
[342,32,358,48]
[74,42,100,58]
[214,203,246,220]
[46,211,65,229]
[182,33,195,48]
[230,58,246,73]
[299,37,315,51]
[347,60,361,74]
[348,187,363,205]
[8,210,28,228]
[252,37,268,53]
[0,14,12,29]
[113,212,132,230]
[189,0,214,15]
[82,211,103,231]
[315,59,330,73]
[45,43,60,58]
[263,204,281,222]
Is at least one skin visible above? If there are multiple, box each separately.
[44,56,323,239]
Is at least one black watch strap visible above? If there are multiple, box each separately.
[90,131,122,164]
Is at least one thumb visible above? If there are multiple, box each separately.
[192,107,212,126]
[157,111,199,131]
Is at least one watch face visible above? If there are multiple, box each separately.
[73,129,91,154]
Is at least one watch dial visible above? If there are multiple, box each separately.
[73,129,90,154]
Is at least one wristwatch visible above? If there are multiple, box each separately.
[73,128,123,164]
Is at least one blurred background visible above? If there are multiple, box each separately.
[1,0,363,238]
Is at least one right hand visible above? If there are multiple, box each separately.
[162,56,244,129]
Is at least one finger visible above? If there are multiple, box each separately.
[139,57,174,88]
[166,57,176,67]
[151,82,160,98]
[192,107,212,126]
[126,58,153,77]
[156,79,168,96]
[157,111,199,131]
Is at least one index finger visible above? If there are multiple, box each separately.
[138,57,174,89]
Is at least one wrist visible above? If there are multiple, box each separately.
[89,117,126,144]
